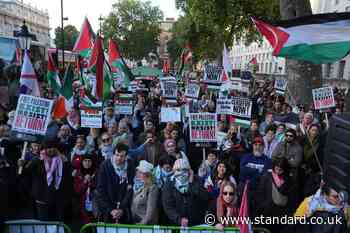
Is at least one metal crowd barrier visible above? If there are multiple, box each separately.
[4,220,72,233]
[79,223,271,233]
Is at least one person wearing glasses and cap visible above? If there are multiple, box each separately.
[162,159,209,226]
[239,137,272,191]
[272,128,303,181]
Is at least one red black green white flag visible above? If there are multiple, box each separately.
[252,13,350,64]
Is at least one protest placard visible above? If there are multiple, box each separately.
[189,113,217,142]
[217,131,227,149]
[203,64,223,84]
[115,94,134,115]
[160,107,181,122]
[81,108,103,128]
[312,86,335,110]
[12,95,53,135]
[161,79,177,99]
[185,82,200,99]
[216,99,233,115]
[231,97,252,118]
[274,77,288,95]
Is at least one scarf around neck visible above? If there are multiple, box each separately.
[41,154,63,190]
[111,156,128,184]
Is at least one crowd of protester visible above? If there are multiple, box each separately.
[0,75,349,233]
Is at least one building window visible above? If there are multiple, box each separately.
[338,60,346,79]
[335,0,339,4]
[346,6,350,12]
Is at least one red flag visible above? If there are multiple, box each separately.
[73,17,95,55]
[88,36,104,100]
[252,18,289,56]
[238,182,253,233]
[108,38,122,63]
[249,57,257,65]
[163,59,170,74]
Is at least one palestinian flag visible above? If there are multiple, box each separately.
[52,65,74,119]
[108,38,133,87]
[252,13,350,64]
[46,54,61,95]
[73,17,95,57]
[88,36,112,100]
[222,44,232,82]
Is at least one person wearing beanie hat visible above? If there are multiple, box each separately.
[239,136,272,189]
[73,153,97,224]
[131,160,159,224]
[162,158,209,227]
[272,126,302,182]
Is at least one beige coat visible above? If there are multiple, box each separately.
[131,184,159,224]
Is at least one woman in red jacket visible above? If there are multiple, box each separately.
[73,154,97,224]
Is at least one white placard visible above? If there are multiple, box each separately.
[12,95,53,135]
[312,86,335,110]
[160,107,181,122]
[81,108,103,128]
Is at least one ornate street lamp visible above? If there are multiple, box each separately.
[13,21,36,51]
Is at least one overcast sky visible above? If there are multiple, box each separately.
[26,0,180,35]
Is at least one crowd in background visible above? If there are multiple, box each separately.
[0,74,349,233]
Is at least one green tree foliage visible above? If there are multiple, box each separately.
[102,0,163,60]
[172,0,280,60]
[54,25,79,50]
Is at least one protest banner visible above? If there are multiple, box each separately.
[160,107,181,122]
[189,113,217,142]
[80,108,103,128]
[231,97,252,118]
[161,79,177,99]
[216,99,233,115]
[185,82,200,99]
[115,94,134,115]
[12,95,53,136]
[274,77,288,95]
[312,86,335,110]
[203,64,223,84]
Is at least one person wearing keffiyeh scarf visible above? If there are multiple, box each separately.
[20,141,73,221]
[161,158,210,226]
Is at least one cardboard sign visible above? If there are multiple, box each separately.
[160,107,181,122]
[217,99,233,115]
[12,95,53,135]
[161,80,177,99]
[189,113,217,142]
[185,83,200,99]
[115,94,134,115]
[231,97,252,118]
[312,87,335,110]
[274,78,288,95]
[81,108,103,128]
[203,64,223,84]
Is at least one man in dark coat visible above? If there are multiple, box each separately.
[0,155,16,230]
[20,141,73,221]
[162,158,209,226]
[96,143,135,223]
